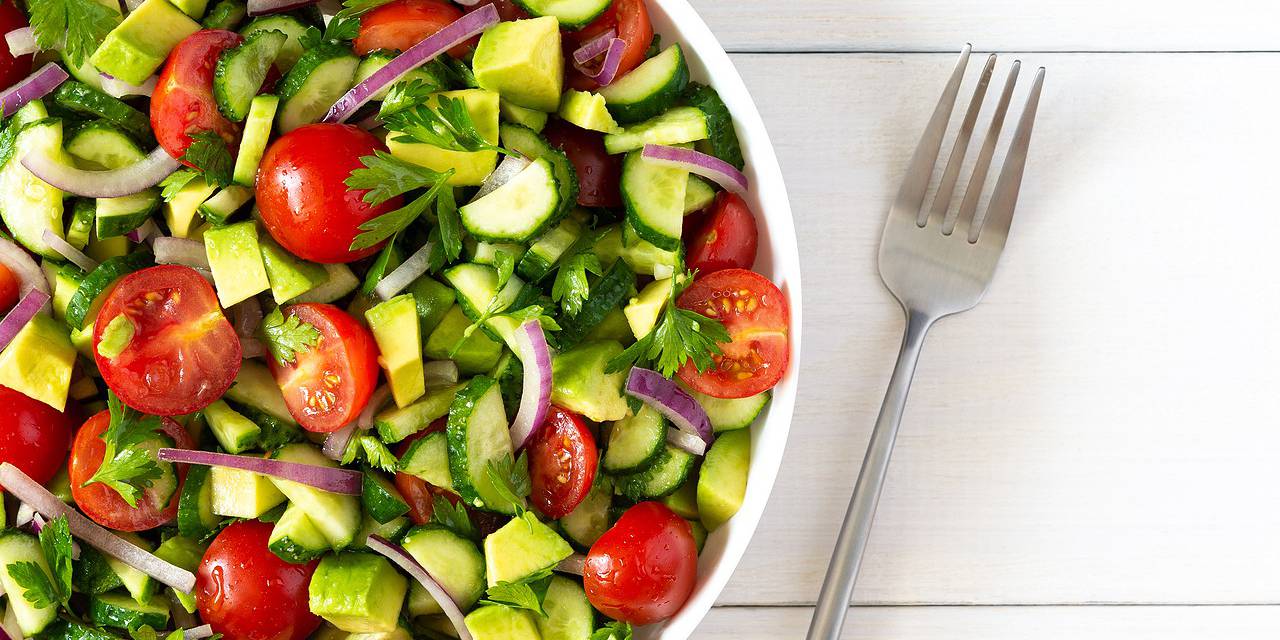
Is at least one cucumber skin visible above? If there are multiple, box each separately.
[362,472,411,524]
[64,250,154,329]
[511,0,611,29]
[614,445,697,501]
[601,45,690,124]
[446,376,498,510]
[177,464,220,540]
[52,81,153,144]
[214,29,288,122]
[497,123,579,218]
[554,259,636,350]
[684,83,745,171]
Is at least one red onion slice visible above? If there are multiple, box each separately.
[13,503,35,528]
[126,219,160,244]
[247,0,319,16]
[322,4,498,123]
[230,296,262,338]
[100,73,156,98]
[0,238,50,306]
[41,229,97,272]
[472,155,530,202]
[508,319,552,450]
[1,63,68,118]
[0,289,50,352]
[423,360,458,389]
[555,553,586,575]
[366,535,474,640]
[373,241,434,301]
[182,625,214,640]
[0,463,197,593]
[23,145,180,198]
[666,426,706,456]
[573,37,626,86]
[625,367,714,446]
[321,423,357,461]
[239,336,266,360]
[156,449,362,495]
[641,144,748,194]
[357,384,392,430]
[4,28,35,56]
[572,29,616,65]
[154,237,209,270]
[355,113,383,131]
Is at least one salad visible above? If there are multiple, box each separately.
[0,0,792,637]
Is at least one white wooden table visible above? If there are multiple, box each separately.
[688,1,1280,636]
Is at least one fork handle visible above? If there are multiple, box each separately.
[806,308,935,640]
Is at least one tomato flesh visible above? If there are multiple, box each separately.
[0,385,74,487]
[676,268,790,399]
[268,303,380,433]
[151,30,242,163]
[94,265,241,416]
[68,410,193,531]
[256,124,401,263]
[565,0,652,91]
[686,192,758,273]
[0,261,18,312]
[527,406,598,519]
[355,0,466,57]
[0,0,31,106]
[543,120,622,208]
[197,520,321,640]
[584,502,697,625]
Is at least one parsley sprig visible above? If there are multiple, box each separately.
[334,0,395,19]
[341,435,398,473]
[551,229,608,317]
[260,307,321,367]
[606,272,732,378]
[380,82,514,156]
[158,169,200,202]
[27,0,118,67]
[485,452,530,515]
[591,622,634,640]
[84,393,168,508]
[480,564,554,616]
[182,132,234,187]
[8,515,74,609]
[428,495,478,541]
[298,15,361,49]
[345,151,455,251]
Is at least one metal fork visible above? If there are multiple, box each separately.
[805,46,1045,640]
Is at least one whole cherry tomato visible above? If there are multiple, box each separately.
[0,385,74,487]
[676,269,790,399]
[543,119,622,208]
[197,521,321,640]
[565,0,653,91]
[151,30,242,163]
[0,0,31,98]
[267,303,380,432]
[527,406,597,518]
[584,502,698,625]
[355,0,467,57]
[685,192,758,274]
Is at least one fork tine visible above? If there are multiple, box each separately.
[970,66,1045,244]
[893,44,971,225]
[922,53,997,229]
[951,60,1020,239]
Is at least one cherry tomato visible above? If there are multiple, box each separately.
[467,0,527,21]
[543,120,622,208]
[0,0,32,95]
[268,303,380,433]
[354,0,466,58]
[685,192,758,274]
[68,410,193,531]
[394,417,449,525]
[0,261,18,312]
[584,502,697,625]
[151,30,242,163]
[94,265,241,416]
[256,124,402,263]
[676,269,790,399]
[527,406,597,518]
[197,521,321,640]
[0,386,74,487]
[565,0,653,91]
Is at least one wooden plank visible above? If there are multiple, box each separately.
[689,0,1280,53]
[695,605,1280,638]
[713,52,1280,607]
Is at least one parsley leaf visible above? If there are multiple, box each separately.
[8,561,59,609]
[335,0,395,19]
[0,116,21,168]
[484,452,530,515]
[435,185,462,262]
[159,169,199,202]
[591,621,634,640]
[38,516,73,605]
[428,495,478,541]
[551,252,602,317]
[495,305,561,333]
[299,15,360,49]
[605,272,731,378]
[380,88,512,155]
[260,307,321,367]
[493,250,517,292]
[357,435,398,473]
[346,152,454,251]
[27,0,118,68]
[480,566,553,616]
[84,393,166,508]
[182,131,233,187]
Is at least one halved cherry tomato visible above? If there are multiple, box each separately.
[0,0,32,96]
[0,261,19,313]
[565,0,653,91]
[676,268,790,399]
[151,30,242,163]
[686,192,758,274]
[354,0,466,57]
[527,406,597,518]
[584,502,697,625]
[256,124,402,263]
[68,409,193,531]
[268,303,380,433]
[197,520,321,640]
[543,119,622,208]
[0,385,74,487]
[94,265,241,416]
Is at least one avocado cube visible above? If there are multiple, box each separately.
[163,176,217,239]
[386,89,499,186]
[558,90,619,133]
[308,553,408,633]
[260,237,327,304]
[405,275,455,337]
[624,277,673,340]
[463,606,541,640]
[365,294,425,408]
[585,307,635,344]
[483,512,572,587]
[424,305,503,375]
[473,17,563,112]
[0,314,75,410]
[168,0,206,19]
[90,0,200,85]
[499,99,547,132]
[550,340,629,422]
[209,466,286,518]
[204,221,271,307]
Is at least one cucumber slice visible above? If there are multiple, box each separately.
[603,105,708,155]
[689,387,770,432]
[697,428,750,531]
[88,592,170,632]
[65,120,144,170]
[446,376,521,514]
[353,50,448,101]
[204,398,262,453]
[512,0,610,29]
[615,444,696,501]
[215,29,288,121]
[362,471,411,524]
[234,94,279,186]
[0,115,67,258]
[223,359,295,423]
[602,405,665,474]
[373,384,461,443]
[269,503,330,563]
[402,526,485,616]
[354,512,411,549]
[397,431,453,490]
[458,157,561,243]
[52,81,152,143]
[598,44,690,124]
[0,530,58,635]
[465,239,526,266]
[73,547,124,595]
[38,618,121,640]
[269,443,362,549]
[498,122,578,217]
[441,262,525,322]
[105,532,157,604]
[535,576,594,640]
[684,174,717,214]
[276,44,358,133]
[177,464,222,540]
[210,465,286,518]
[198,184,254,225]
[96,189,160,239]
[684,82,745,171]
[64,250,153,329]
[662,474,698,519]
[559,473,611,548]
[202,0,246,29]
[517,215,582,281]
[620,149,688,251]
[65,200,95,251]
[241,15,309,72]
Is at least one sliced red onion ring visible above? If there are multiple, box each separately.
[100,73,156,98]
[1,63,68,118]
[366,535,474,640]
[572,29,616,65]
[154,236,209,269]
[13,503,35,528]
[247,0,319,16]
[4,28,35,56]
[41,229,98,272]
[23,145,180,198]
[126,219,160,244]
[472,155,530,202]
[666,426,706,456]
[508,319,552,450]
[240,336,266,360]
[625,367,714,446]
[0,463,197,593]
[2,600,21,640]
[423,360,458,389]
[373,241,434,301]
[0,238,49,306]
[156,448,362,495]
[183,625,214,640]
[322,4,498,123]
[641,144,748,194]
[357,384,392,430]
[355,113,383,131]
[555,553,586,576]
[321,423,357,461]
[0,289,50,352]
[231,296,263,337]
[573,37,625,86]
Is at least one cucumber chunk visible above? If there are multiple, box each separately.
[684,82,745,170]
[620,149,688,251]
[66,120,145,170]
[88,592,170,632]
[269,444,362,549]
[361,471,411,524]
[446,376,521,514]
[689,386,770,432]
[615,444,696,501]
[401,526,485,616]
[498,122,578,217]
[603,105,708,155]
[602,405,665,474]
[269,503,330,563]
[202,0,246,29]
[0,530,58,635]
[559,473,611,548]
[0,114,67,258]
[397,431,453,490]
[241,15,310,72]
[215,29,287,121]
[513,0,610,29]
[177,464,221,539]
[598,44,690,124]
[233,94,279,186]
[52,81,151,143]
[698,428,751,531]
[458,157,561,243]
[277,44,358,132]
[535,576,594,640]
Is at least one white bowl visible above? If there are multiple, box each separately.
[635,2,802,638]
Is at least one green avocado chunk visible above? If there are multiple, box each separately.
[90,0,200,85]
[550,340,628,422]
[698,428,752,531]
[482,512,572,587]
[365,294,425,408]
[464,606,541,640]
[0,314,76,411]
[308,552,408,633]
[472,17,563,112]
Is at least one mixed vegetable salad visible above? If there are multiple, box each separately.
[0,0,792,637]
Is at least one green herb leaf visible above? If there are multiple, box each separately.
[551,252,603,317]
[335,0,395,19]
[484,452,530,514]
[27,0,118,68]
[84,392,166,508]
[605,272,731,378]
[381,91,511,155]
[493,250,517,292]
[347,153,455,251]
[495,305,562,333]
[591,621,634,640]
[260,307,322,367]
[129,626,159,640]
[159,169,199,202]
[182,131,234,187]
[299,15,361,49]
[0,117,21,168]
[38,516,73,604]
[7,561,59,609]
[480,567,553,616]
[428,495,478,541]
[435,186,462,262]
[357,435,398,473]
